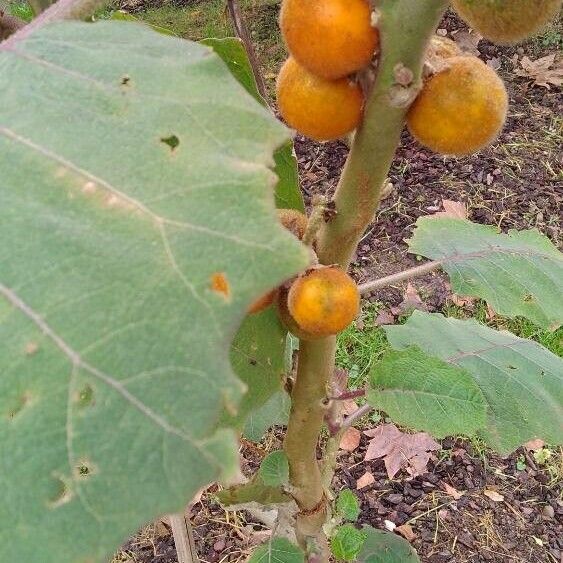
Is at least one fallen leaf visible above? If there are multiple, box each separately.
[515,54,563,89]
[384,520,396,532]
[340,427,361,452]
[524,438,545,451]
[486,57,501,71]
[390,283,428,317]
[432,199,468,220]
[341,399,359,416]
[396,524,417,542]
[356,471,375,490]
[485,303,497,321]
[450,293,476,308]
[364,424,440,479]
[375,308,395,326]
[442,482,464,500]
[452,29,482,55]
[484,489,504,502]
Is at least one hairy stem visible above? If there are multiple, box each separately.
[358,260,442,294]
[283,337,335,549]
[316,0,450,269]
[0,0,107,47]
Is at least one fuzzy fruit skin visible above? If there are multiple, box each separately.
[452,0,562,44]
[428,36,461,60]
[285,267,360,339]
[277,57,364,142]
[278,209,308,240]
[407,56,508,156]
[280,0,378,80]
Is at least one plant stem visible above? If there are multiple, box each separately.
[358,260,442,294]
[316,0,450,269]
[283,337,335,548]
[0,0,107,47]
[226,0,268,101]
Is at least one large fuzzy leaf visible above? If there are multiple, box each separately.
[408,218,563,330]
[386,312,563,454]
[368,347,487,438]
[0,21,309,562]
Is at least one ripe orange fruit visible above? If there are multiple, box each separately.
[280,0,378,79]
[452,0,562,44]
[247,289,277,315]
[282,267,360,339]
[276,57,364,142]
[278,209,308,240]
[407,56,508,156]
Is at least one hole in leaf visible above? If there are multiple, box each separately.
[161,134,180,151]
[249,358,257,366]
[75,459,96,479]
[48,475,73,508]
[120,75,131,86]
[523,293,534,302]
[507,365,517,370]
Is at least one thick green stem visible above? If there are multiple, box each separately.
[283,337,335,547]
[283,1,449,559]
[316,0,450,268]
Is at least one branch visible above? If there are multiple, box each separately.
[316,0,450,269]
[341,404,372,431]
[226,0,268,101]
[358,260,442,294]
[169,513,199,563]
[1,0,107,48]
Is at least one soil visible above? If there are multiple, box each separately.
[113,4,562,563]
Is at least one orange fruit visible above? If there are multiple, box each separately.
[283,267,360,339]
[452,0,562,44]
[276,57,364,141]
[280,0,378,79]
[407,56,508,156]
[247,289,277,315]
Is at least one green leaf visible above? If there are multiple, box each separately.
[216,475,290,507]
[368,347,487,438]
[243,389,291,441]
[336,490,361,523]
[0,21,309,562]
[386,312,563,454]
[226,308,287,430]
[357,526,420,563]
[331,524,368,562]
[408,218,563,330]
[248,538,305,563]
[259,450,290,486]
[202,37,304,212]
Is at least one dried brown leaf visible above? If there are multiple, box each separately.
[452,30,482,55]
[356,471,375,490]
[524,438,545,451]
[390,283,428,316]
[375,308,395,326]
[433,199,468,220]
[442,482,464,500]
[340,427,361,452]
[364,424,440,479]
[515,54,563,89]
[396,524,417,542]
[484,489,504,502]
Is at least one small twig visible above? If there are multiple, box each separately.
[0,9,25,40]
[169,512,199,563]
[1,0,107,48]
[358,260,442,294]
[226,0,268,101]
[340,404,373,431]
[328,389,366,401]
[303,195,328,248]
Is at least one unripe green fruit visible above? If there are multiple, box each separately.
[452,0,562,44]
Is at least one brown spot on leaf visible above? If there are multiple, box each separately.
[47,475,73,508]
[25,341,38,355]
[210,272,230,299]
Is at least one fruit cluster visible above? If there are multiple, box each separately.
[248,210,360,339]
[276,0,559,156]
